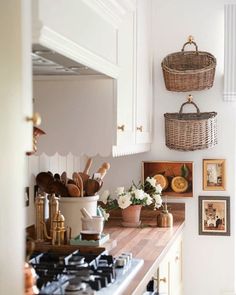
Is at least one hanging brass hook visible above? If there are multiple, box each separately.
[188,35,194,44]
[187,94,193,102]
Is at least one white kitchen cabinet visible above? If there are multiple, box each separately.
[135,0,152,145]
[32,0,137,78]
[112,0,153,156]
[158,235,183,295]
[115,10,136,149]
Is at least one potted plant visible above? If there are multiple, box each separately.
[99,177,163,227]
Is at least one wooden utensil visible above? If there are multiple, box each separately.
[77,173,84,197]
[48,180,69,197]
[96,162,111,180]
[61,172,67,185]
[72,172,79,187]
[79,158,93,184]
[66,183,81,197]
[36,172,54,193]
[84,179,100,196]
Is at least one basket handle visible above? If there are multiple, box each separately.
[179,99,200,116]
[181,35,199,53]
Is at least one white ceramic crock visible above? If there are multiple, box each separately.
[59,195,99,238]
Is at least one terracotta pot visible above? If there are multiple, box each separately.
[121,205,142,227]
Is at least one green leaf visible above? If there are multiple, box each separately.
[181,164,189,178]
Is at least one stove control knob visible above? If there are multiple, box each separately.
[122,252,132,261]
[115,257,126,268]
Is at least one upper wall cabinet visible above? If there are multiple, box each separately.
[112,0,153,156]
[32,0,153,157]
[32,0,135,78]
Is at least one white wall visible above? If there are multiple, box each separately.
[92,0,236,294]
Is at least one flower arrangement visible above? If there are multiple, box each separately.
[99,177,163,214]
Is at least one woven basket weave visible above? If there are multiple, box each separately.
[164,100,217,151]
[161,39,216,92]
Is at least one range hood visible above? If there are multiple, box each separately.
[32,44,102,76]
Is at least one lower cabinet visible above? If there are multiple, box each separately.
[144,235,183,295]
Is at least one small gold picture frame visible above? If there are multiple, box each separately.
[203,159,226,191]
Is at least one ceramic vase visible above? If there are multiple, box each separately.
[121,205,142,227]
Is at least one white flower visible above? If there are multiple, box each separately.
[103,211,110,221]
[155,184,163,194]
[134,189,145,200]
[153,194,162,209]
[145,193,153,206]
[115,187,125,195]
[100,190,110,204]
[117,193,132,209]
[146,176,156,187]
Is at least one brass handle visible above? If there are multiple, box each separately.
[136,126,143,132]
[160,277,167,283]
[152,276,167,283]
[26,112,42,126]
[117,124,125,131]
[175,255,179,261]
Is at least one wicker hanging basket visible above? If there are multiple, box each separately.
[164,95,217,151]
[161,36,216,92]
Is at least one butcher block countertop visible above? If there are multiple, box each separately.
[103,203,185,295]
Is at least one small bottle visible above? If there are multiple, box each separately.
[157,203,173,227]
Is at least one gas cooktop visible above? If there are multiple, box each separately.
[29,249,144,295]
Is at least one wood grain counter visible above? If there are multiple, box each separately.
[103,203,185,295]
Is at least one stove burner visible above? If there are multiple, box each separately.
[29,250,143,295]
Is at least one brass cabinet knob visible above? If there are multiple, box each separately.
[152,276,167,283]
[136,125,143,132]
[26,112,42,126]
[159,277,167,283]
[175,255,179,261]
[117,124,125,131]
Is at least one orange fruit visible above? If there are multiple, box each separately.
[153,174,169,190]
[171,176,188,193]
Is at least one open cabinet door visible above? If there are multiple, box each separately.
[0,1,32,294]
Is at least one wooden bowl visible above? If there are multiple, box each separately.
[80,230,101,241]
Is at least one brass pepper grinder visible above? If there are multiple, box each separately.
[35,192,46,241]
[157,203,173,227]
[48,193,59,235]
[42,210,66,245]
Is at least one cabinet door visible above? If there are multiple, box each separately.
[169,238,183,295]
[116,11,136,147]
[135,0,152,144]
[158,255,170,294]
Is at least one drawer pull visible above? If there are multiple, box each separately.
[175,255,179,261]
[117,125,125,131]
[136,125,143,132]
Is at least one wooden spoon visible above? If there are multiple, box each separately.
[85,179,100,196]
[67,183,81,197]
[36,172,54,193]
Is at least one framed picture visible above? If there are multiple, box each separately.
[203,159,226,190]
[199,196,230,236]
[142,161,193,197]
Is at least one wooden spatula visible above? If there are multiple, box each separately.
[79,158,93,184]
